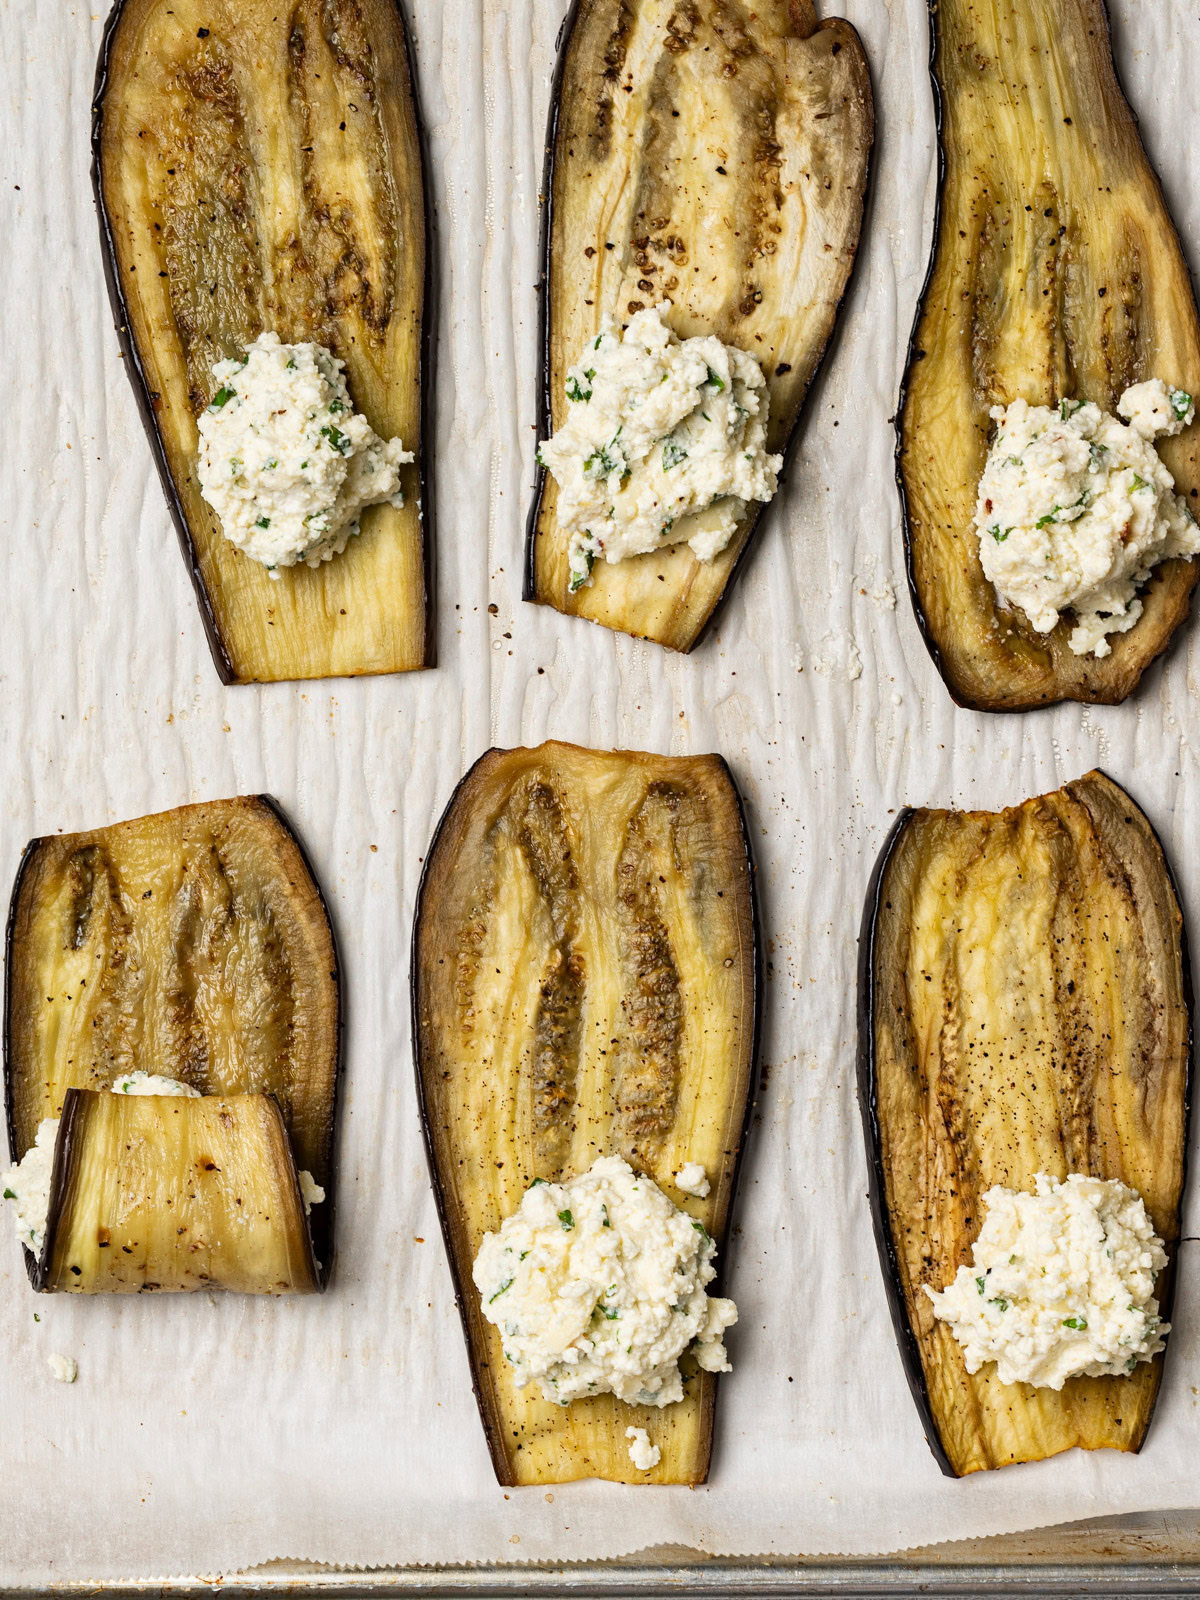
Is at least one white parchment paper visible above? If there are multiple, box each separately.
[0,0,1197,1581]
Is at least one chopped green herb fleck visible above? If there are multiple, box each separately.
[256,516,271,529]
[662,438,689,471]
[208,385,236,411]
[489,1279,513,1303]
[565,375,593,404]
[584,446,621,479]
[558,1208,574,1230]
[569,548,596,593]
[1062,1316,1088,1331]
[989,525,1011,543]
[1171,389,1193,420]
[2,1188,14,1200]
[705,366,725,392]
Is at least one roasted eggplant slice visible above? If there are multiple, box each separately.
[93,0,432,683]
[412,742,759,1484]
[525,0,873,650]
[859,772,1192,1476]
[5,796,340,1286]
[38,1090,318,1294]
[898,0,1200,710]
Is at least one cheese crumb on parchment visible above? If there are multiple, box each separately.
[974,379,1198,656]
[472,1155,737,1408]
[925,1173,1169,1390]
[197,332,411,578]
[537,306,782,592]
[48,1354,78,1384]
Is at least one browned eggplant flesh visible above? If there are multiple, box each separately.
[412,741,759,1484]
[93,0,431,683]
[899,0,1200,709]
[526,0,873,650]
[859,771,1191,1474]
[39,1090,319,1294]
[5,796,340,1292]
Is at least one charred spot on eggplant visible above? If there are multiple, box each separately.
[898,0,1200,710]
[5,796,340,1289]
[38,1090,319,1294]
[858,772,1192,1475]
[93,0,433,683]
[412,741,759,1484]
[524,0,873,651]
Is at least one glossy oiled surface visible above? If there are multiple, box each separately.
[43,1089,318,1294]
[97,0,429,682]
[414,742,756,1484]
[900,0,1200,710]
[528,0,871,649]
[865,773,1190,1475]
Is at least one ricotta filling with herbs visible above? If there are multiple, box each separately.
[1,1073,322,1253]
[925,1173,1169,1390]
[197,331,412,577]
[974,379,1198,656]
[472,1155,737,1408]
[537,306,782,591]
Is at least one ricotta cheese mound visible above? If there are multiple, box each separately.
[2,1118,59,1252]
[925,1173,1170,1390]
[974,379,1199,657]
[472,1155,738,1408]
[48,1354,78,1384]
[625,1426,661,1472]
[537,305,783,591]
[196,332,412,578]
[111,1071,201,1097]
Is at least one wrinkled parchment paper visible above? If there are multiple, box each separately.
[0,0,1197,1581]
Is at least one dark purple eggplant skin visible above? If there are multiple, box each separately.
[31,1088,85,1294]
[521,0,877,646]
[3,794,343,1292]
[855,806,953,1475]
[89,0,438,683]
[893,0,1197,713]
[408,745,764,1482]
[855,775,1195,1477]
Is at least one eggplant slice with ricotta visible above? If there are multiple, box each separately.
[39,1090,319,1294]
[412,742,759,1484]
[93,0,432,683]
[525,0,873,650]
[5,796,340,1292]
[859,772,1192,1475]
[898,0,1200,710]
